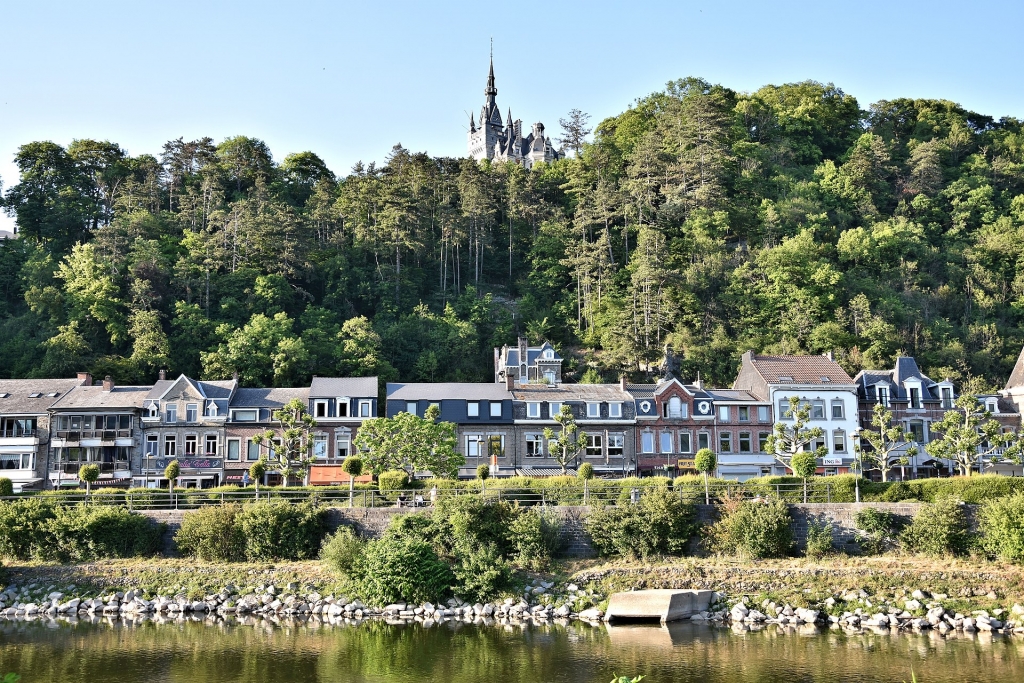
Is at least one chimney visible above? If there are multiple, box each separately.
[102,376,115,392]
[505,373,515,390]
[232,370,239,381]
[158,369,166,381]
[620,376,627,391]
[824,351,835,361]
[76,372,92,386]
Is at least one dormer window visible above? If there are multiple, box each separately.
[908,387,921,409]
[147,403,159,418]
[467,402,480,418]
[820,377,831,383]
[549,401,562,417]
[940,387,953,409]
[314,400,328,418]
[987,400,998,414]
[489,402,502,418]
[778,376,793,382]
[876,386,889,407]
[664,396,685,419]
[206,402,219,417]
[609,402,622,418]
[527,402,541,418]
[544,349,554,360]
[586,402,601,418]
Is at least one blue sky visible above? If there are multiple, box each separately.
[2,0,1023,233]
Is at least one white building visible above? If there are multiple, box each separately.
[733,351,860,475]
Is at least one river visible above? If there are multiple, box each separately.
[1,617,1022,682]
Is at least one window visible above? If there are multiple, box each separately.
[204,434,218,456]
[810,436,825,452]
[757,406,770,422]
[811,400,825,419]
[184,435,198,455]
[987,400,997,414]
[520,364,527,380]
[467,402,480,417]
[466,434,484,458]
[232,409,258,422]
[146,403,158,418]
[586,434,603,457]
[909,388,922,409]
[543,370,556,384]
[164,435,176,457]
[544,348,554,359]
[608,433,624,457]
[739,406,750,422]
[246,439,260,461]
[758,432,770,452]
[185,404,198,423]
[739,432,752,453]
[526,434,544,457]
[406,402,417,416]
[226,439,240,461]
[487,434,505,457]
[908,420,925,443]
[527,402,540,418]
[778,399,793,418]
[831,400,844,419]
[489,402,502,418]
[609,402,622,418]
[586,402,600,418]
[166,404,177,423]
[679,431,692,453]
[314,401,328,418]
[336,435,351,460]
[205,402,218,417]
[665,396,686,418]
[698,432,710,450]
[641,432,655,454]
[833,430,847,453]
[876,386,889,407]
[719,432,732,452]
[313,434,327,460]
[145,435,159,457]
[337,399,349,417]
[548,402,562,417]
[718,405,730,422]
[941,387,953,409]
[660,431,673,454]
[359,401,371,418]
[0,453,33,470]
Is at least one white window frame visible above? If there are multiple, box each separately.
[406,402,417,416]
[226,438,241,462]
[609,402,622,418]
[525,433,544,458]
[831,400,845,419]
[811,400,826,420]
[205,401,218,417]
[145,434,159,457]
[660,431,673,454]
[641,431,655,454]
[184,434,198,455]
[548,402,562,417]
[313,433,328,460]
[718,405,730,422]
[527,402,540,418]
[231,409,258,422]
[607,433,624,457]
[586,402,600,418]
[314,400,329,419]
[757,406,770,422]
[833,430,847,453]
[165,404,177,424]
[585,433,604,458]
[164,434,177,457]
[359,400,371,418]
[337,398,350,418]
[185,403,199,423]
[204,434,218,456]
[467,401,480,418]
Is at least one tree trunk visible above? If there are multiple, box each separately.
[704,471,709,505]
[803,478,808,504]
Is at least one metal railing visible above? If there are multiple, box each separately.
[0,428,37,438]
[0,480,843,510]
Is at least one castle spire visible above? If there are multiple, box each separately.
[469,111,476,133]
[484,44,497,105]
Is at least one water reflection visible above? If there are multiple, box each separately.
[0,617,1021,683]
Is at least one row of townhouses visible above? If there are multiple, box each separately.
[2,339,1023,492]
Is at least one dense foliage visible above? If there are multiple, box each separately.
[2,78,1023,386]
[900,497,970,557]
[0,500,164,561]
[708,498,793,558]
[585,488,697,559]
[978,493,1024,563]
[174,501,326,562]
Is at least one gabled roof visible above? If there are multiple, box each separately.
[504,341,562,368]
[229,387,309,409]
[310,376,378,398]
[388,383,512,402]
[50,385,152,410]
[853,356,950,402]
[512,384,631,401]
[747,354,854,385]
[1006,347,1024,390]
[146,375,236,402]
[0,378,87,414]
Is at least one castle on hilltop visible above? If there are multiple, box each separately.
[467,57,563,168]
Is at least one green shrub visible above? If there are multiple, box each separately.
[125,487,172,508]
[451,542,513,601]
[0,499,55,559]
[979,493,1024,563]
[879,481,917,502]
[383,513,438,545]
[175,504,244,561]
[89,488,126,504]
[901,498,969,557]
[434,495,516,556]
[711,499,793,559]
[854,508,903,554]
[355,536,454,605]
[236,501,326,561]
[475,464,490,480]
[507,508,563,570]
[577,463,594,480]
[805,519,833,558]
[585,488,697,559]
[0,478,13,497]
[378,470,410,495]
[320,526,365,577]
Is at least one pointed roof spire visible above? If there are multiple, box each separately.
[485,40,497,102]
[507,107,514,129]
[469,111,476,133]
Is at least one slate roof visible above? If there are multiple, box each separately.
[229,387,309,408]
[146,376,236,401]
[50,385,152,410]
[748,354,854,385]
[310,376,378,398]
[387,383,512,401]
[704,389,764,402]
[854,357,949,402]
[504,341,562,368]
[0,378,86,414]
[512,384,631,401]
[1006,347,1024,390]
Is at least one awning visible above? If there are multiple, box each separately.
[309,466,373,485]
[515,467,576,477]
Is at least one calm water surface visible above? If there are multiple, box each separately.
[1,618,1022,683]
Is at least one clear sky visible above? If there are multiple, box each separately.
[2,0,1023,233]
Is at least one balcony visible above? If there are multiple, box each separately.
[55,429,133,441]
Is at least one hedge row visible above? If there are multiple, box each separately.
[174,501,327,562]
[0,500,165,562]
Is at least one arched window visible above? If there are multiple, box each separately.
[668,396,683,418]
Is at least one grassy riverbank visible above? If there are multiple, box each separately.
[5,554,1024,616]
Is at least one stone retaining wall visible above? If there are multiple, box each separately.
[142,501,969,558]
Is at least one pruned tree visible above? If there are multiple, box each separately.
[352,404,461,478]
[544,404,586,475]
[858,403,917,482]
[764,396,828,474]
[926,395,1023,476]
[253,397,318,486]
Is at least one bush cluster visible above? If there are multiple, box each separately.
[805,519,834,558]
[978,493,1024,563]
[0,500,164,562]
[900,497,970,557]
[321,496,564,604]
[854,508,903,555]
[175,501,326,562]
[0,478,13,497]
[585,488,697,560]
[707,498,793,559]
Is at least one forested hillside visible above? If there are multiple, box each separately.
[2,77,1023,390]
